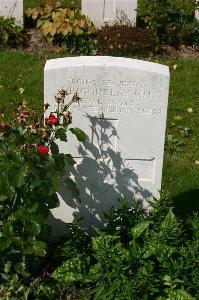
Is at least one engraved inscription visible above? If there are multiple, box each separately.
[66,87,153,99]
[66,78,145,88]
[65,78,163,115]
[72,106,163,115]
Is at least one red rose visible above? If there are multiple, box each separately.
[48,114,58,125]
[37,144,49,155]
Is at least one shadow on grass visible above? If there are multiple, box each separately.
[173,189,199,217]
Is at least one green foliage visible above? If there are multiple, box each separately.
[137,0,199,47]
[165,134,185,154]
[25,0,96,54]
[0,90,86,294]
[0,16,25,48]
[165,123,193,155]
[52,198,199,299]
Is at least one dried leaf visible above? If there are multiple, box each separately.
[78,19,85,28]
[174,115,183,121]
[50,24,57,36]
[187,107,193,114]
[19,88,24,94]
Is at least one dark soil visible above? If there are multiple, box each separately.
[161,44,199,59]
[25,29,63,54]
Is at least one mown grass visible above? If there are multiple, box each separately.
[0,50,198,211]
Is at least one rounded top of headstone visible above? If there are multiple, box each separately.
[45,56,169,76]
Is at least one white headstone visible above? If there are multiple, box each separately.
[0,0,23,26]
[44,56,169,234]
[82,0,137,28]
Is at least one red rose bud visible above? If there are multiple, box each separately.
[48,114,58,125]
[37,144,49,155]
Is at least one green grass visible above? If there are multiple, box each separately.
[0,50,199,211]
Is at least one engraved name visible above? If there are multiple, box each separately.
[66,87,153,99]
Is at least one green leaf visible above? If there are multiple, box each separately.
[65,178,80,199]
[23,242,34,255]
[129,240,138,258]
[93,283,106,300]
[49,175,60,194]
[50,140,59,156]
[32,240,46,256]
[65,154,76,165]
[9,165,28,188]
[70,128,87,141]
[55,128,67,141]
[1,177,15,199]
[8,148,24,164]
[54,153,65,171]
[29,202,39,213]
[131,221,150,239]
[12,273,19,283]
[166,288,195,300]
[4,261,11,273]
[161,209,176,231]
[52,258,90,283]
[3,223,14,237]
[0,195,7,201]
[14,262,29,277]
[46,193,59,209]
[0,238,11,250]
[26,221,41,235]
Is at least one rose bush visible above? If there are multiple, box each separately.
[0,90,87,296]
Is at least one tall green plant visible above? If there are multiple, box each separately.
[52,198,199,299]
[0,90,87,295]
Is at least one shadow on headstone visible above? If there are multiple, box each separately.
[48,114,152,237]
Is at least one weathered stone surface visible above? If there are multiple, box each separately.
[44,56,170,234]
[0,0,23,26]
[82,0,137,28]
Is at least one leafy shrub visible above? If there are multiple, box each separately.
[0,16,26,48]
[96,24,158,56]
[137,0,199,47]
[52,198,199,299]
[25,1,96,54]
[0,90,86,296]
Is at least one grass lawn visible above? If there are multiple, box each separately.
[0,50,198,213]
